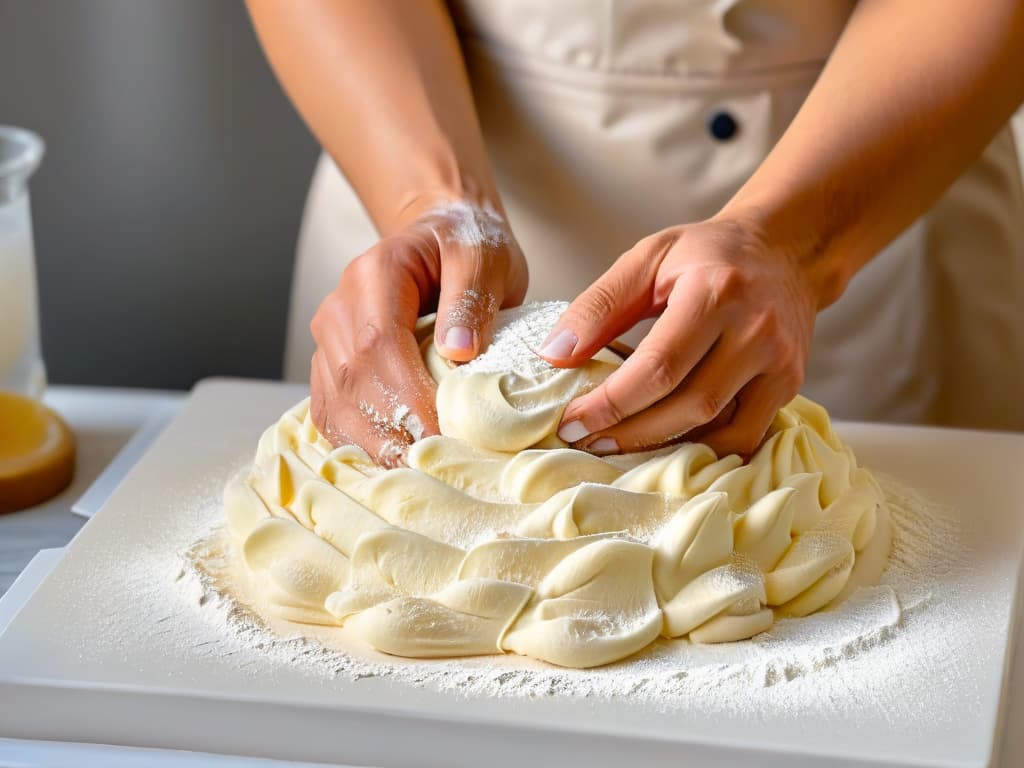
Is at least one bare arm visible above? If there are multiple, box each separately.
[247,0,498,232]
[725,0,1024,305]
[542,0,1024,457]
[247,1,527,461]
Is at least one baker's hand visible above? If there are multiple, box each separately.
[310,197,528,465]
[538,216,817,458]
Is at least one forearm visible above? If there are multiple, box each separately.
[246,0,498,233]
[721,0,1024,307]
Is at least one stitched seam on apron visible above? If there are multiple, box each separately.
[459,34,825,95]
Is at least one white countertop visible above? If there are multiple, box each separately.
[0,386,355,767]
[0,386,186,597]
[0,386,1021,768]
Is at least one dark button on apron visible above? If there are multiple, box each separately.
[708,111,738,141]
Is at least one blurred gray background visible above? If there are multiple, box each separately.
[3,1,1023,392]
[0,0,319,389]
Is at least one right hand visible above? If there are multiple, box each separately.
[309,196,528,466]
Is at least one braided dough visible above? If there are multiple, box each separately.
[225,306,889,668]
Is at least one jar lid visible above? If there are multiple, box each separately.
[0,391,75,514]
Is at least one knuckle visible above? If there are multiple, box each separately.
[783,366,805,398]
[592,386,628,426]
[574,281,618,326]
[761,335,790,366]
[629,233,660,256]
[771,344,804,385]
[352,320,389,358]
[635,351,678,398]
[690,388,727,424]
[310,291,343,340]
[333,358,351,381]
[346,249,383,281]
[627,232,674,272]
[330,360,355,395]
[708,265,748,308]
[751,316,794,367]
[751,307,782,341]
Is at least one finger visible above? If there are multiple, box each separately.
[678,398,737,444]
[316,343,421,468]
[334,324,438,466]
[570,333,762,454]
[555,277,722,441]
[310,349,347,446]
[372,317,441,443]
[696,375,790,458]
[537,235,671,367]
[433,239,515,363]
[343,250,441,417]
[313,256,440,462]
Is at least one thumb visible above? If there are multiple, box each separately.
[538,242,662,368]
[433,244,506,363]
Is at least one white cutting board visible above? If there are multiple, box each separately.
[1,378,1022,767]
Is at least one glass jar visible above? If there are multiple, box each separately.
[0,126,46,398]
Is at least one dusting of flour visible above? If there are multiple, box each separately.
[167,472,978,718]
[459,300,569,377]
[426,200,509,249]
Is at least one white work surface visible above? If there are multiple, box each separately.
[0,385,342,768]
[1,380,1023,768]
[0,387,185,597]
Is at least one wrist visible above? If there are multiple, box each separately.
[391,185,505,233]
[383,143,504,235]
[714,196,854,310]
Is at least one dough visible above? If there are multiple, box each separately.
[225,302,889,668]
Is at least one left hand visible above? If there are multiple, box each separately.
[537,215,819,458]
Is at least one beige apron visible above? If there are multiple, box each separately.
[287,0,1024,431]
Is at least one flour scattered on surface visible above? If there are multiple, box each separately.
[169,471,980,719]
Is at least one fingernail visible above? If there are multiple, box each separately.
[558,420,590,443]
[588,437,619,456]
[444,325,474,351]
[539,328,578,359]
